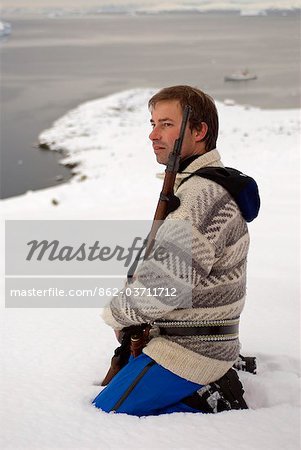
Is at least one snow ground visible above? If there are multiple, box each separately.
[0,88,300,449]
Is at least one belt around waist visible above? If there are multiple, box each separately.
[153,319,239,341]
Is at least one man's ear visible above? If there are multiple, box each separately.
[195,122,208,142]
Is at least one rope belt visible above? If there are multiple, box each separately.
[153,318,239,341]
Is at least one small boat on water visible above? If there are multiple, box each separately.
[224,69,257,82]
[0,21,12,38]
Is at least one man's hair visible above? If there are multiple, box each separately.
[148,85,219,151]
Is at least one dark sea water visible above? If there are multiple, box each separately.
[1,12,300,199]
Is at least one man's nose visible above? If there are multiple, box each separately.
[149,126,161,141]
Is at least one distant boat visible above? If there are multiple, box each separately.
[0,21,12,38]
[224,70,257,82]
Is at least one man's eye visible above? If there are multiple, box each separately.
[163,123,173,127]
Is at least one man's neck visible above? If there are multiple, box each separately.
[179,154,204,172]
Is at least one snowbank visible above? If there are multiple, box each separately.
[0,88,300,449]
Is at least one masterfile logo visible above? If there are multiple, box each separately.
[5,219,192,308]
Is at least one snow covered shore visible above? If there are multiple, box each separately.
[1,0,300,17]
[0,89,300,449]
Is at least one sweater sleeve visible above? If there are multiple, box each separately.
[102,216,216,329]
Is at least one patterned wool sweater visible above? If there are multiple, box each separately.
[102,149,250,385]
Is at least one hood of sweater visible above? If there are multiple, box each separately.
[174,149,260,223]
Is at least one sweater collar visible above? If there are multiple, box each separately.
[174,149,223,191]
[178,154,202,172]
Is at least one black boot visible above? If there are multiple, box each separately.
[233,354,257,374]
[182,368,248,413]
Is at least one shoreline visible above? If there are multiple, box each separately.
[1,91,299,204]
[1,11,300,25]
[1,8,300,18]
[1,90,300,203]
[1,12,300,199]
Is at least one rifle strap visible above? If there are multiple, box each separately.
[127,239,147,283]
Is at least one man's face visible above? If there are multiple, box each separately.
[149,100,197,165]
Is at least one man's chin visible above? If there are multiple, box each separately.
[156,155,167,166]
